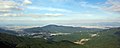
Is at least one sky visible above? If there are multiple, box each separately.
[0,0,120,26]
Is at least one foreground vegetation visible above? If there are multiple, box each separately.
[0,33,84,48]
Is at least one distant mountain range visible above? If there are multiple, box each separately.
[23,24,102,33]
[0,24,120,36]
[1,22,120,27]
[0,24,103,36]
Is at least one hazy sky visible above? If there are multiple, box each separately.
[0,0,120,26]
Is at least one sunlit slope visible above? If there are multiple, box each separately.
[53,27,120,48]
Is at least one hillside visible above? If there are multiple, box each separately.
[0,33,83,48]
[0,26,120,48]
[53,27,120,48]
[0,28,18,35]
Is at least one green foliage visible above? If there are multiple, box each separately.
[53,27,120,48]
[0,33,82,48]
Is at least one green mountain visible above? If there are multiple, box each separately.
[0,28,18,35]
[0,26,120,48]
[53,27,120,48]
[0,33,84,48]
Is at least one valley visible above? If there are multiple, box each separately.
[0,25,120,48]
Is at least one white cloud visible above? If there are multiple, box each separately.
[0,0,19,12]
[79,1,100,9]
[50,0,100,9]
[23,0,32,5]
[0,0,33,17]
[103,0,120,13]
[0,13,64,17]
[0,10,11,13]
[44,13,64,16]
[0,0,23,16]
[0,0,64,17]
[27,6,72,13]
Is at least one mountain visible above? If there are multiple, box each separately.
[0,33,83,48]
[0,33,24,48]
[0,28,18,35]
[84,27,120,48]
[0,26,120,48]
[53,27,120,48]
[0,41,16,48]
[111,27,120,36]
[23,24,102,33]
[96,22,120,26]
[71,22,120,27]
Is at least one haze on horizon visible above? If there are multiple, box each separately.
[0,0,120,26]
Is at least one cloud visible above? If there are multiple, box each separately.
[79,1,100,9]
[0,0,64,17]
[27,6,72,13]
[0,0,20,13]
[103,0,120,13]
[44,13,64,16]
[23,0,32,5]
[0,13,64,17]
[50,0,100,9]
[0,0,33,17]
[0,0,25,16]
[0,13,18,16]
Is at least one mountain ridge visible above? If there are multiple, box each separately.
[23,24,102,33]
